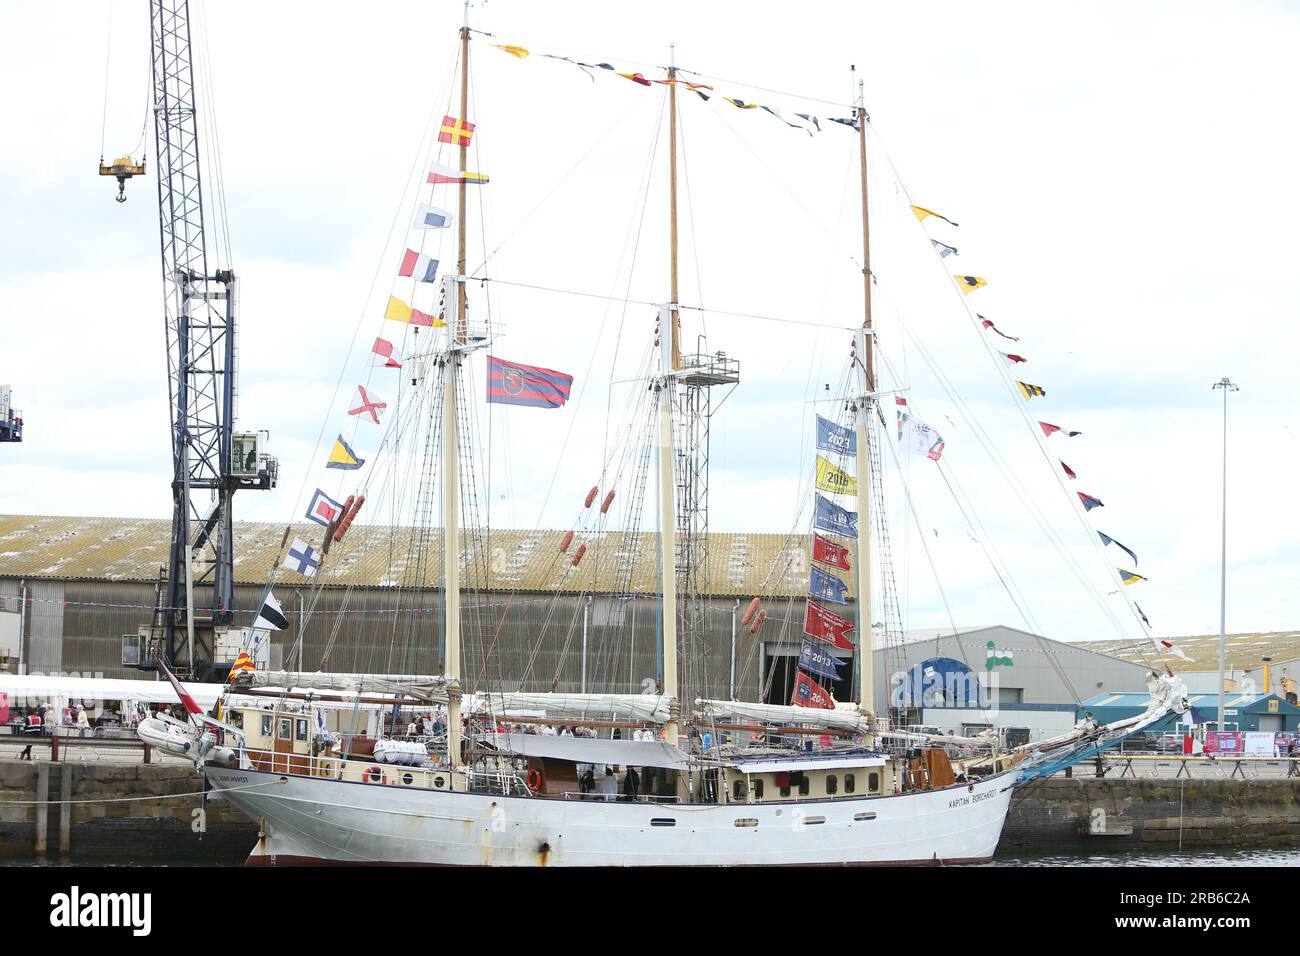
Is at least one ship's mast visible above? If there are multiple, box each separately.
[658,49,681,748]
[853,81,875,714]
[442,2,471,769]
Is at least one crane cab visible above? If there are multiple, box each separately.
[98,155,146,202]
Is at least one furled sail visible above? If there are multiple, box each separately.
[240,671,456,703]
[482,732,692,769]
[694,699,872,734]
[465,692,673,724]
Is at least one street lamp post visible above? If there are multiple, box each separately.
[1213,377,1238,732]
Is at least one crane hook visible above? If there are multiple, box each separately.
[115,178,128,203]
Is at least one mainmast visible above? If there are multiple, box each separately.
[442,4,471,769]
[657,48,682,748]
[853,81,875,715]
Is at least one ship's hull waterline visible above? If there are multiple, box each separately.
[205,764,1017,866]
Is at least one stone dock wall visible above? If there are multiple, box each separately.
[0,759,256,863]
[4,758,1300,862]
[1001,777,1300,853]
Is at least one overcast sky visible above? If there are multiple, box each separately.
[0,0,1296,649]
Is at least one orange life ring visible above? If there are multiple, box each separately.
[526,767,545,792]
[362,765,387,785]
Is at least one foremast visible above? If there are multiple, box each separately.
[852,85,875,719]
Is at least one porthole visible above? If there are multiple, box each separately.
[734,818,759,828]
[650,818,677,827]
[854,811,876,821]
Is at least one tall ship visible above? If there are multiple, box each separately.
[136,2,1188,865]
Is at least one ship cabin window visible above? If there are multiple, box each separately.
[844,773,856,794]
[868,771,880,793]
[261,714,273,737]
[753,778,764,800]
[733,779,748,802]
[295,719,308,742]
[776,772,791,798]
[796,772,810,797]
[277,718,292,741]
[826,774,838,795]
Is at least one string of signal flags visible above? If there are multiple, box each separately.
[488,42,861,136]
[264,105,577,597]
[911,203,1191,664]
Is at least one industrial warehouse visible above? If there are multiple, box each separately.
[2,513,1162,721]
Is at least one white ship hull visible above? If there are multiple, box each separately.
[205,764,1016,866]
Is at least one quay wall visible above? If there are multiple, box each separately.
[1000,777,1300,853]
[0,759,256,862]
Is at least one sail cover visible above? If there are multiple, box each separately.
[482,732,691,770]
[695,699,872,734]
[466,692,672,724]
[243,671,455,703]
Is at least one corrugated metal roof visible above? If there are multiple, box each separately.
[0,514,845,598]
[1084,631,1300,671]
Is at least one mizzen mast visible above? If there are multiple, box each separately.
[852,79,875,716]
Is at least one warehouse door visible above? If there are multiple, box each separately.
[1258,714,1284,733]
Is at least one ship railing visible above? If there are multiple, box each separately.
[559,791,679,803]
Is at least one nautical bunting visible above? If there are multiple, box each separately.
[399,249,440,283]
[955,275,987,294]
[912,205,959,227]
[1016,381,1046,400]
[486,355,574,408]
[348,385,386,425]
[438,115,475,146]
[978,315,1019,341]
[1078,492,1104,511]
[761,105,817,135]
[1099,532,1139,567]
[413,204,452,229]
[724,96,759,110]
[370,337,402,369]
[1136,604,1151,628]
[1039,421,1082,438]
[305,488,344,527]
[897,398,945,461]
[1118,569,1147,585]
[617,71,652,86]
[809,565,849,605]
[812,532,851,572]
[798,639,844,682]
[813,494,858,539]
[1156,638,1192,662]
[816,415,856,457]
[493,44,529,58]
[227,650,255,681]
[1000,351,1028,366]
[326,435,365,471]
[385,295,440,327]
[428,162,489,185]
[253,592,289,631]
[285,537,320,578]
[931,239,959,258]
[826,116,859,130]
[1060,460,1077,480]
[803,599,855,650]
[815,455,857,496]
[792,670,837,709]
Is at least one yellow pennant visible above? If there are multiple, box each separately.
[815,455,857,496]
[954,275,986,294]
[911,205,958,227]
[493,44,529,59]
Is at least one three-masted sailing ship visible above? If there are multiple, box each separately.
[143,8,1188,866]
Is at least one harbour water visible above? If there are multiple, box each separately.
[988,846,1300,867]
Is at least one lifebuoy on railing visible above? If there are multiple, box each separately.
[362,765,387,785]
[526,767,545,793]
